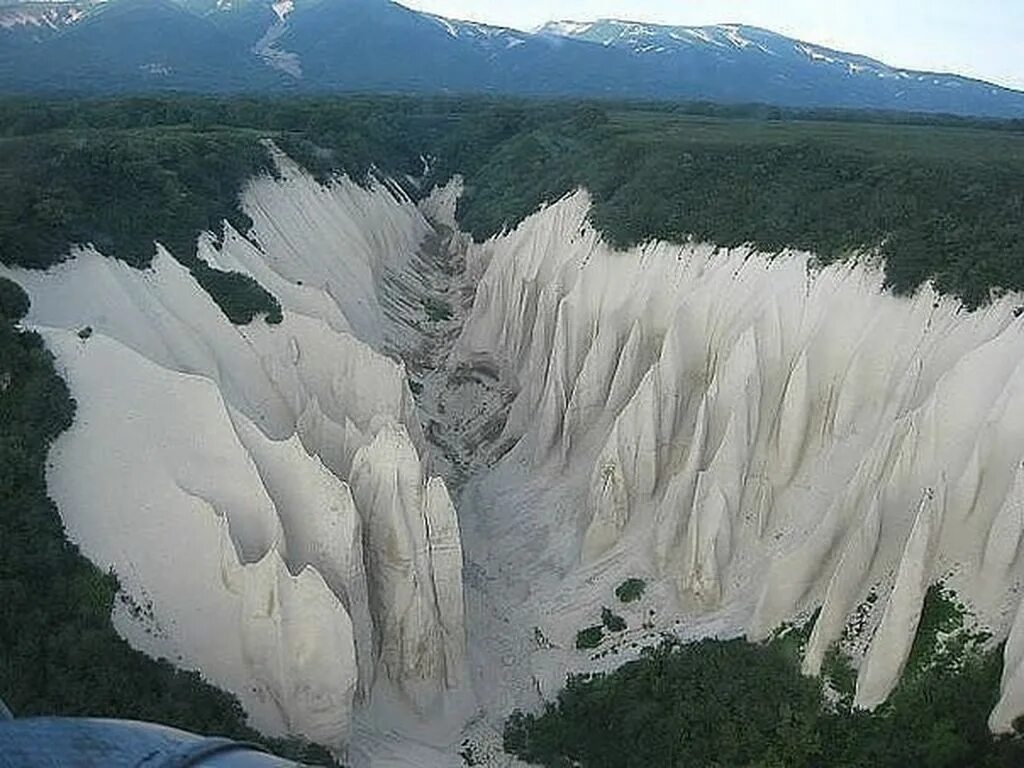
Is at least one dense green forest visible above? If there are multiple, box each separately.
[0,276,332,763]
[506,588,1024,767]
[2,96,1023,308]
[0,98,1019,309]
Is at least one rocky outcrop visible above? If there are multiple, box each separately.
[455,189,1024,729]
[0,153,466,752]
[9,149,1024,756]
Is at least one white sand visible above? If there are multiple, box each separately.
[0,154,466,759]
[7,155,1024,765]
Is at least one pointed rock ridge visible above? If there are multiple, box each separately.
[561,318,629,461]
[38,328,359,747]
[653,389,710,579]
[229,410,376,696]
[228,546,357,751]
[771,348,811,488]
[802,493,883,676]
[856,488,943,708]
[683,475,732,606]
[4,154,467,748]
[992,586,1024,732]
[349,423,466,706]
[231,144,431,346]
[582,428,631,562]
[423,476,468,689]
[455,189,1024,729]
[981,462,1024,591]
[241,313,427,464]
[418,176,463,231]
[747,415,915,640]
[201,226,352,336]
[979,459,1024,726]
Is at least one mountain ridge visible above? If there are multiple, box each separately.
[540,17,1013,91]
[1,0,1022,118]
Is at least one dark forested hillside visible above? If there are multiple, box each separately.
[2,96,1023,308]
[504,635,1024,767]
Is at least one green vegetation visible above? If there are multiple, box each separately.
[451,110,1024,309]
[505,639,825,767]
[822,645,858,706]
[614,578,646,603]
[0,278,333,765]
[0,274,29,320]
[905,582,971,678]
[0,122,281,324]
[505,590,1024,767]
[766,610,819,669]
[505,641,1024,768]
[2,96,1022,310]
[193,260,282,325]
[601,608,627,633]
[576,626,605,650]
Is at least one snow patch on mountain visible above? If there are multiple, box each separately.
[0,1,95,30]
[271,0,291,22]
[425,12,528,48]
[540,17,985,91]
[253,0,301,78]
[537,20,591,38]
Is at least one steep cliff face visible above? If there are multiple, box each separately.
[7,151,1024,760]
[0,153,466,752]
[455,190,1024,731]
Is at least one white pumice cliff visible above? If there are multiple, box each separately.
[5,154,1024,763]
[0,152,467,757]
[454,190,1024,735]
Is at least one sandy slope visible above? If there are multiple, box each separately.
[0,154,467,758]
[450,190,1024,734]
[7,153,1024,764]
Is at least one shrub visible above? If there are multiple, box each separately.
[601,607,626,633]
[191,261,283,325]
[822,645,857,705]
[422,296,453,322]
[615,578,646,603]
[0,277,29,321]
[575,626,604,650]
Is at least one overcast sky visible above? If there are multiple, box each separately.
[399,0,1024,91]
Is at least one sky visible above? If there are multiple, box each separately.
[400,0,1024,91]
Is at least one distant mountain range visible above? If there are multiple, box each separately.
[2,0,1022,117]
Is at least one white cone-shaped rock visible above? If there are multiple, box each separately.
[40,329,359,747]
[350,424,466,705]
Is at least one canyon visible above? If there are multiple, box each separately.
[5,148,1024,765]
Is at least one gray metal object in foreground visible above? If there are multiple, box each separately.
[0,716,300,767]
